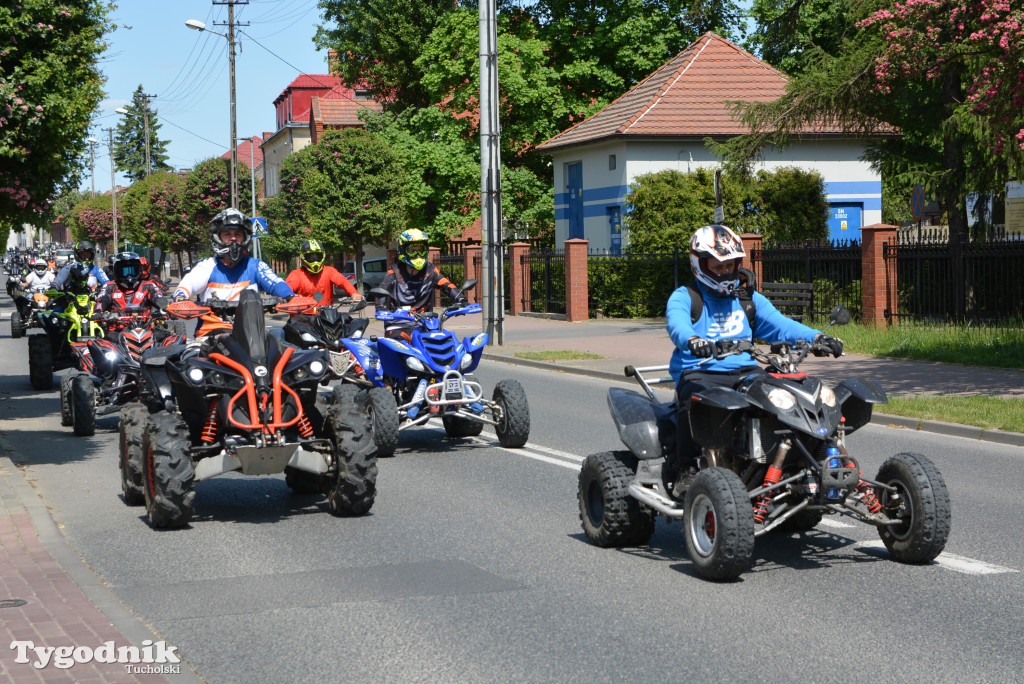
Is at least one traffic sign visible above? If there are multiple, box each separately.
[911,184,925,222]
[251,216,267,237]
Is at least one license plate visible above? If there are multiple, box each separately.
[445,378,462,398]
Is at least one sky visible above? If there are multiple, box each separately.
[84,0,331,192]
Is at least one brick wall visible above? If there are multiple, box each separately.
[564,238,589,322]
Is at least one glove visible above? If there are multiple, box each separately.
[687,337,714,358]
[173,295,187,302]
[456,296,469,305]
[817,335,844,358]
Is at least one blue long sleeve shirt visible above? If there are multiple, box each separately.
[666,282,822,384]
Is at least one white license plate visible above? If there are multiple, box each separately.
[445,378,462,397]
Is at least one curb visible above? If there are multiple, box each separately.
[483,352,1024,447]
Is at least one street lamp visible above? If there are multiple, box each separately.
[238,135,259,258]
[186,16,239,208]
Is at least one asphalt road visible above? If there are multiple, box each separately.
[1,302,1022,683]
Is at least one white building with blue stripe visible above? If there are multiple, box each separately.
[537,33,893,251]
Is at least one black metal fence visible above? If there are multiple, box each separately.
[753,239,862,319]
[886,232,1024,325]
[522,249,566,314]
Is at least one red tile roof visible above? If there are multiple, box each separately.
[537,32,892,151]
[311,97,382,126]
[220,135,264,166]
[273,75,346,105]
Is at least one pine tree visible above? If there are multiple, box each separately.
[113,85,173,182]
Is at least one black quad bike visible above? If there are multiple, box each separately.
[577,306,951,581]
[120,290,377,529]
[281,294,369,385]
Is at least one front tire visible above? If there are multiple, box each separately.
[10,311,24,338]
[578,451,654,547]
[142,412,195,529]
[70,374,96,436]
[59,372,81,427]
[365,386,399,457]
[325,403,378,516]
[876,452,950,563]
[493,379,530,448]
[118,403,146,505]
[683,468,755,581]
[331,382,361,406]
[442,414,484,437]
[28,335,53,390]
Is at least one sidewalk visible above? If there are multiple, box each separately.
[469,313,1024,447]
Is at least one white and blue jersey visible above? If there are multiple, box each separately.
[173,256,293,303]
[53,262,108,289]
[666,282,822,383]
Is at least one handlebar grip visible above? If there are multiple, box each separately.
[624,365,636,378]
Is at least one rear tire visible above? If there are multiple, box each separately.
[365,386,399,457]
[578,451,654,547]
[683,468,755,581]
[442,414,484,437]
[59,372,80,427]
[118,403,146,505]
[28,335,53,389]
[142,412,195,529]
[325,403,377,516]
[10,311,24,338]
[493,379,530,448]
[876,452,950,563]
[284,466,321,495]
[70,374,96,436]
[775,508,823,533]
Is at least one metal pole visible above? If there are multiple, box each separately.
[227,2,238,208]
[479,0,503,344]
[107,128,118,252]
[89,140,96,194]
[143,94,151,177]
[249,138,259,260]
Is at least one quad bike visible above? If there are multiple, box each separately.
[27,290,105,390]
[577,306,951,581]
[281,294,369,384]
[333,281,530,456]
[61,308,186,437]
[121,290,377,528]
[10,287,52,339]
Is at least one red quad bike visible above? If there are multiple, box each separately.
[123,290,377,529]
[577,306,951,581]
[63,308,185,437]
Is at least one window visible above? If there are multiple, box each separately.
[608,154,616,170]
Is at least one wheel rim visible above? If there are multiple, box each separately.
[883,479,915,540]
[495,398,508,434]
[688,493,718,557]
[585,478,605,526]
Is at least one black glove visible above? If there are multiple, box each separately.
[817,335,844,358]
[173,294,187,302]
[688,337,714,358]
[456,295,469,305]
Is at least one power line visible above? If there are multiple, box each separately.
[161,115,225,147]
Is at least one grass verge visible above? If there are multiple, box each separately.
[514,350,604,362]
[882,395,1024,433]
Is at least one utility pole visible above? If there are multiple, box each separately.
[479,0,504,344]
[105,128,119,253]
[213,0,248,209]
[87,138,97,194]
[140,92,158,177]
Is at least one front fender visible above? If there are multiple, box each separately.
[376,337,431,380]
[607,387,676,460]
[836,377,888,432]
[341,337,383,385]
[460,332,489,374]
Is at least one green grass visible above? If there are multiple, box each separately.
[882,395,1024,433]
[514,350,605,362]
[808,317,1024,369]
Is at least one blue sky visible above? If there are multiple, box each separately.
[86,0,329,191]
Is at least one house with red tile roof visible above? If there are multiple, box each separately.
[309,88,382,144]
[220,133,268,196]
[536,32,896,250]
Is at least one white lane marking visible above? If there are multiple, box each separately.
[472,435,583,470]
[855,540,1017,575]
[819,518,855,529]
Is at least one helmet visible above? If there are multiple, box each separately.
[112,251,142,289]
[397,229,429,271]
[300,239,326,274]
[74,240,96,266]
[689,224,746,296]
[209,208,252,262]
[67,261,92,294]
[139,256,151,278]
[31,258,47,275]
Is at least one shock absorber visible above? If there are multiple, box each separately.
[297,413,314,438]
[844,461,882,513]
[201,398,219,443]
[752,440,792,524]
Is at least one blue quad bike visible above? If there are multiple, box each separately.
[332,281,530,456]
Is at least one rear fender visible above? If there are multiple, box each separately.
[836,378,888,432]
[607,387,676,460]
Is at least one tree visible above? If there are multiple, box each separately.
[261,128,406,273]
[718,0,1024,240]
[0,1,114,227]
[744,0,855,77]
[181,157,253,236]
[68,192,115,243]
[118,172,195,251]
[113,85,172,182]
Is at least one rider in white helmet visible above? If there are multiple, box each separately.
[664,224,844,496]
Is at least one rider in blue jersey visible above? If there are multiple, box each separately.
[52,240,109,290]
[173,208,294,336]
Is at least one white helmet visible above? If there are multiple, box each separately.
[689,224,746,296]
[31,258,47,275]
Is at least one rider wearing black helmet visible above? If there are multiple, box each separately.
[53,240,109,290]
[96,251,161,313]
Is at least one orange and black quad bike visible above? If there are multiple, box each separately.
[127,289,377,529]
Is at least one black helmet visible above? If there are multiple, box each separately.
[74,240,96,266]
[209,208,252,262]
[67,261,92,294]
[112,251,142,289]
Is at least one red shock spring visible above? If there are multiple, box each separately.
[845,462,882,513]
[297,413,314,438]
[201,398,219,443]
[752,465,783,524]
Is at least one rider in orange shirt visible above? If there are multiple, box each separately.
[284,239,362,310]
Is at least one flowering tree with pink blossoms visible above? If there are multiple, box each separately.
[68,193,115,243]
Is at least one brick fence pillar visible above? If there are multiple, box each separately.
[464,245,481,304]
[428,246,442,309]
[385,248,397,267]
[860,223,899,327]
[741,233,763,286]
[507,242,530,315]
[564,238,589,322]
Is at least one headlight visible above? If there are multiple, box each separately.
[300,332,317,343]
[309,360,325,375]
[293,367,307,379]
[405,356,425,373]
[459,353,473,370]
[187,367,204,383]
[104,351,118,361]
[820,384,836,407]
[767,388,796,410]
